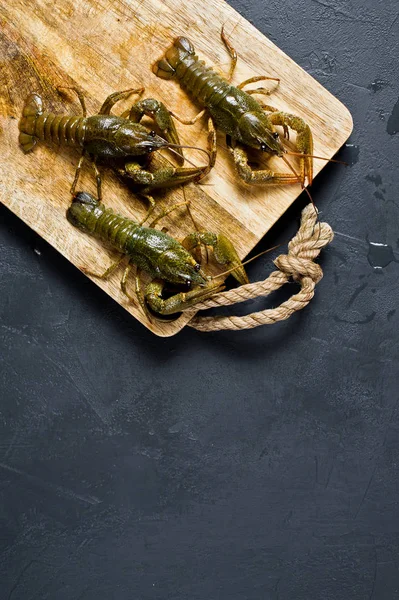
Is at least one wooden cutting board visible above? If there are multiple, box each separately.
[0,0,353,336]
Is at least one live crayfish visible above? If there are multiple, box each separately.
[19,88,211,208]
[153,30,314,188]
[67,191,248,316]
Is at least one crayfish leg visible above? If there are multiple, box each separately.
[122,163,209,194]
[221,25,237,82]
[268,111,314,185]
[128,98,184,164]
[229,145,303,187]
[144,279,224,316]
[80,254,126,280]
[181,232,248,285]
[237,75,280,94]
[57,86,87,116]
[169,108,206,126]
[98,88,144,116]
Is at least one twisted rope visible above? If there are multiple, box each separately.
[187,204,334,332]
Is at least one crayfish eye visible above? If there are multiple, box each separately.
[273,132,279,140]
[149,130,156,137]
[194,264,201,272]
[260,142,268,151]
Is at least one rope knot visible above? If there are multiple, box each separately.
[273,206,334,284]
[273,254,323,283]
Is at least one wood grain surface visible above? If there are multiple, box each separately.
[0,0,353,336]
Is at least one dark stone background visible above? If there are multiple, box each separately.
[1,0,398,598]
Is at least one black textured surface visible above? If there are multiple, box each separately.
[1,1,399,598]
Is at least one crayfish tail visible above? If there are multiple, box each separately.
[152,37,195,80]
[19,93,43,153]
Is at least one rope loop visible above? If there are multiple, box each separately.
[187,204,334,332]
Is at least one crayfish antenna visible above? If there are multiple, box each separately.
[281,154,305,188]
[166,143,211,167]
[286,151,348,166]
[303,186,316,214]
[281,154,316,214]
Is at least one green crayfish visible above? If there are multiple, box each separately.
[19,88,211,207]
[153,30,314,188]
[67,192,248,316]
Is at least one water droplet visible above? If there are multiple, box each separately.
[387,97,399,135]
[374,191,385,201]
[33,248,41,256]
[365,173,382,186]
[367,242,396,269]
[343,144,360,166]
[168,422,183,434]
[368,79,387,93]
